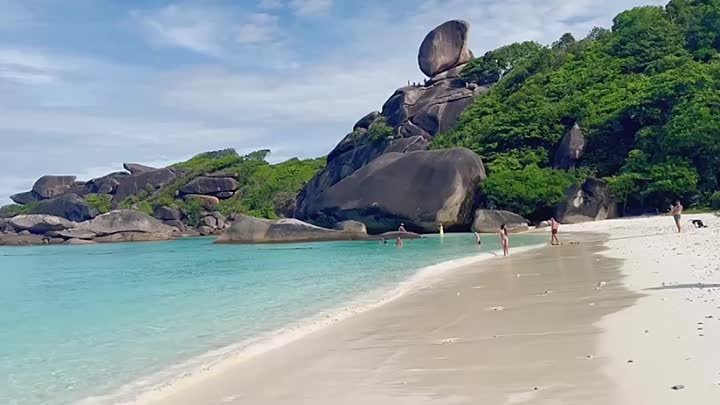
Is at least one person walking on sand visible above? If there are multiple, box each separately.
[398,223,407,232]
[550,217,560,246]
[498,224,509,256]
[671,200,683,233]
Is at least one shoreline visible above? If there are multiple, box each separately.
[137,232,633,405]
[81,242,546,405]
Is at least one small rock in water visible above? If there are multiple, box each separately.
[671,384,685,390]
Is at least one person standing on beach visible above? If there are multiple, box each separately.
[498,224,509,256]
[398,223,407,232]
[671,200,683,233]
[550,217,560,246]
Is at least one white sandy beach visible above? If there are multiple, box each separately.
[563,213,720,404]
[138,213,720,405]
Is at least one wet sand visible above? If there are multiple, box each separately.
[147,235,638,405]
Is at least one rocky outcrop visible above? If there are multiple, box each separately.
[216,215,367,244]
[418,20,474,77]
[10,190,40,205]
[123,163,157,175]
[31,175,77,199]
[556,177,618,224]
[299,148,486,234]
[31,194,98,222]
[553,123,586,169]
[296,21,485,221]
[47,229,97,240]
[113,168,178,202]
[0,234,46,246]
[85,172,128,194]
[63,238,97,245]
[179,177,238,196]
[383,79,480,139]
[334,220,367,234]
[153,206,182,221]
[8,214,75,234]
[472,209,529,233]
[76,209,173,239]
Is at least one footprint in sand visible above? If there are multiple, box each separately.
[487,306,505,311]
[437,338,459,345]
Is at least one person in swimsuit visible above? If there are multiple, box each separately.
[474,232,482,245]
[498,224,509,256]
[549,217,560,246]
[395,237,404,247]
[671,200,683,233]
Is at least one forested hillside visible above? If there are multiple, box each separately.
[433,0,720,218]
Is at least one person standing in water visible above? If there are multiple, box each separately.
[396,237,404,247]
[549,217,560,246]
[671,200,683,233]
[498,224,509,256]
[439,223,444,237]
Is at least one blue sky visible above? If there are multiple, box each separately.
[0,0,668,203]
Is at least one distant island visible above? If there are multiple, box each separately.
[2,0,719,245]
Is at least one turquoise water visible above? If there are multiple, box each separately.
[0,233,543,405]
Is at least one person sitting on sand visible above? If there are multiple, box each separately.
[398,223,407,232]
[396,237,404,247]
[550,217,560,246]
[474,232,482,245]
[671,200,683,233]
[498,224,509,256]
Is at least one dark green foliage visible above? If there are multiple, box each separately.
[435,0,720,214]
[0,203,36,218]
[216,156,326,219]
[367,118,394,142]
[84,194,112,214]
[461,41,546,85]
[480,156,587,218]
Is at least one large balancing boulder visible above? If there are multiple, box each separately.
[32,175,77,199]
[418,20,474,77]
[31,194,98,222]
[8,214,75,234]
[301,148,486,234]
[217,215,367,244]
[472,210,529,233]
[556,177,618,224]
[76,209,173,239]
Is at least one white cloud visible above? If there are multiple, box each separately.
[290,0,334,17]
